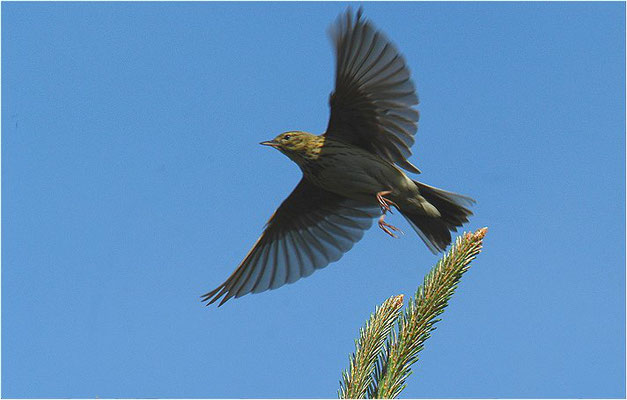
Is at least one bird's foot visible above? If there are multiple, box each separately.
[378,214,403,238]
[376,190,398,214]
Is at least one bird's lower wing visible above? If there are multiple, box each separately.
[202,178,379,306]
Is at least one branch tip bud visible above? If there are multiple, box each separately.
[473,227,488,240]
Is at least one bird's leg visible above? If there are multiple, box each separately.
[376,191,403,238]
[376,190,398,214]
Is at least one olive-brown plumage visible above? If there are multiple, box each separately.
[202,9,474,307]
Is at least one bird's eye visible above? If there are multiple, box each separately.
[283,134,292,141]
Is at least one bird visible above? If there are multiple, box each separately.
[202,9,475,307]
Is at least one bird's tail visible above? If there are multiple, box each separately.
[399,181,475,254]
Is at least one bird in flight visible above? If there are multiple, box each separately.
[202,9,474,307]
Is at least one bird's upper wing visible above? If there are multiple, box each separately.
[202,178,378,306]
[325,9,420,173]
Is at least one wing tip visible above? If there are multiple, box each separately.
[200,285,229,307]
[398,159,421,174]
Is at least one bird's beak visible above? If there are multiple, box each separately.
[260,140,279,148]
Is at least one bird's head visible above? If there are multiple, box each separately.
[260,131,321,164]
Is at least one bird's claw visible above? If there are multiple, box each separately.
[376,190,397,214]
[378,216,403,238]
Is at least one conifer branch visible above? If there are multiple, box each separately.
[371,228,487,399]
[339,294,405,399]
[337,228,487,399]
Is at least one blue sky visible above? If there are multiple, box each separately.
[2,2,625,398]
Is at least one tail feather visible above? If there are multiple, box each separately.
[401,181,475,253]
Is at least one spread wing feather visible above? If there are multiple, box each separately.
[201,178,378,306]
[325,8,421,173]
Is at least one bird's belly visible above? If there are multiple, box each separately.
[305,154,416,203]
[317,167,383,196]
